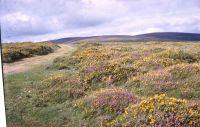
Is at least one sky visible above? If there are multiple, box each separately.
[1,0,200,42]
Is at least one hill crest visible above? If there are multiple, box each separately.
[50,32,200,43]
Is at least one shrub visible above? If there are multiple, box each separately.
[134,49,196,73]
[74,88,139,126]
[134,57,179,73]
[51,43,139,90]
[131,63,200,92]
[110,94,200,127]
[79,62,137,88]
[66,88,85,99]
[152,50,197,63]
[34,73,87,107]
[52,55,82,70]
[91,88,139,113]
[169,63,200,79]
[2,42,60,63]
[34,75,67,106]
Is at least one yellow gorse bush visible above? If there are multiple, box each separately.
[130,63,200,94]
[109,94,200,127]
[2,42,59,62]
[46,42,200,126]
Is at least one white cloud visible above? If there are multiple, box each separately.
[1,0,200,42]
[2,12,30,24]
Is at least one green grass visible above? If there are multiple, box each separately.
[5,65,87,127]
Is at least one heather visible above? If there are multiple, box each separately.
[110,94,200,127]
[4,42,200,127]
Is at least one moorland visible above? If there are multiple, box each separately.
[3,41,200,127]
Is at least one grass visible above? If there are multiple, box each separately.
[5,63,87,127]
[4,42,200,127]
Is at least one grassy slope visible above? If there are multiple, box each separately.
[5,67,84,127]
[4,42,200,127]
[4,44,82,127]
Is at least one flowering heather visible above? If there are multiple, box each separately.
[35,74,85,106]
[74,88,139,126]
[48,43,200,100]
[134,57,179,72]
[92,88,139,113]
[134,49,197,73]
[110,94,200,127]
[169,63,200,79]
[5,42,200,127]
[130,63,200,98]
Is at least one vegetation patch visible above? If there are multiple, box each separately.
[74,88,139,126]
[110,94,200,127]
[35,74,85,107]
[134,49,196,73]
[129,63,200,99]
[2,42,60,63]
[4,42,200,127]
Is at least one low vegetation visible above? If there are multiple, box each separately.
[129,63,200,99]
[2,42,60,63]
[4,42,200,127]
[110,94,200,127]
[73,88,139,126]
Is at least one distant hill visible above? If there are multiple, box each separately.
[50,32,200,43]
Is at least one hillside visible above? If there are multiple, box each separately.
[51,32,200,43]
[4,42,200,127]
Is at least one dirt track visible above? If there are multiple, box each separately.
[3,44,75,75]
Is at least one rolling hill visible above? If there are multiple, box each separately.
[51,32,200,43]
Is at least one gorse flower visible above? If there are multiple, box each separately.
[109,94,200,127]
[46,42,200,126]
[2,42,59,62]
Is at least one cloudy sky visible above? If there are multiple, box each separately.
[1,0,200,42]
